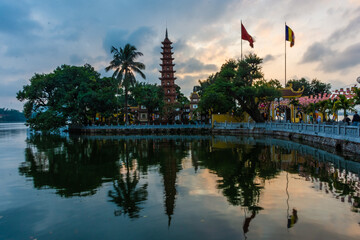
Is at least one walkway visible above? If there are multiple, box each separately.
[213,122,360,143]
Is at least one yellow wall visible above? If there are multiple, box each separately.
[212,113,249,127]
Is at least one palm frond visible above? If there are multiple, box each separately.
[131,67,146,80]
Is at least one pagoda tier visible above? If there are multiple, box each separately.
[161,40,173,44]
[161,52,175,55]
[160,63,175,67]
[159,28,177,104]
[159,70,176,73]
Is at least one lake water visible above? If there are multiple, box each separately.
[0,123,359,239]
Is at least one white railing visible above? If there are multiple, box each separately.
[213,122,360,143]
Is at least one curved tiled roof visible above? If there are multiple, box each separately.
[280,84,304,98]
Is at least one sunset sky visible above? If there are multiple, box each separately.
[1,0,360,110]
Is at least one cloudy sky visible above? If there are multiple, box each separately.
[1,0,360,110]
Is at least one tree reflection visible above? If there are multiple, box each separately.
[288,155,360,211]
[108,170,148,219]
[199,143,279,209]
[19,134,120,197]
[108,140,149,219]
[18,134,360,227]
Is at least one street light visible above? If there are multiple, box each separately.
[115,93,120,125]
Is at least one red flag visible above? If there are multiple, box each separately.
[241,23,254,48]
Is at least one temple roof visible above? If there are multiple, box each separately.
[280,84,304,98]
[162,28,172,44]
[190,92,200,100]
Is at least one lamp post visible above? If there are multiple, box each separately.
[115,93,120,125]
[279,97,283,122]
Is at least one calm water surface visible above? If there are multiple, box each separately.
[0,123,359,240]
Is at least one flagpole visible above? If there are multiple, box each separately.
[241,20,243,60]
[285,22,287,87]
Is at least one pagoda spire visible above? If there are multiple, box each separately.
[159,28,177,104]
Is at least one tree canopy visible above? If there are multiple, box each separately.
[131,82,164,123]
[286,78,331,96]
[199,54,281,122]
[105,43,146,124]
[0,108,26,122]
[17,64,118,132]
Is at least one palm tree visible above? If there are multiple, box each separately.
[325,98,337,121]
[315,100,329,122]
[334,95,354,120]
[105,44,146,124]
[303,103,316,122]
[353,87,360,105]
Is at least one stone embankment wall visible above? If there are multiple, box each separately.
[70,123,360,154]
[69,126,211,135]
[212,127,360,154]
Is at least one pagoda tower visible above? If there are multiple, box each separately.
[160,29,177,103]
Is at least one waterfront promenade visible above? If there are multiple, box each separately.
[70,121,360,154]
[213,121,360,154]
[69,122,212,134]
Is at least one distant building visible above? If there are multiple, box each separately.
[189,92,200,121]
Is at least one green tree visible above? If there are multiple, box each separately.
[131,82,164,124]
[0,108,26,122]
[286,78,331,96]
[315,100,329,122]
[232,54,281,122]
[334,95,354,118]
[325,98,337,120]
[303,103,316,121]
[353,87,360,105]
[175,85,190,107]
[17,64,117,132]
[310,78,331,96]
[199,77,235,114]
[264,79,283,89]
[199,54,280,122]
[105,44,146,124]
[198,73,218,97]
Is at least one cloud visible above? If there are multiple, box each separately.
[0,1,41,35]
[70,55,84,65]
[0,77,27,97]
[263,54,276,63]
[301,14,360,73]
[102,29,130,53]
[302,41,360,72]
[322,42,360,72]
[1,0,360,110]
[103,26,156,53]
[177,74,209,97]
[177,58,217,74]
[328,15,360,43]
[301,42,333,63]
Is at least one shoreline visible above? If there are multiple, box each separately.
[69,124,360,156]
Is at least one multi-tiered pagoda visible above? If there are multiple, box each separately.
[159,29,177,103]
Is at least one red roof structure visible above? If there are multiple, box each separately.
[159,29,177,104]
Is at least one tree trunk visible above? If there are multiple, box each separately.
[238,98,264,123]
[247,108,265,122]
[125,86,128,125]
